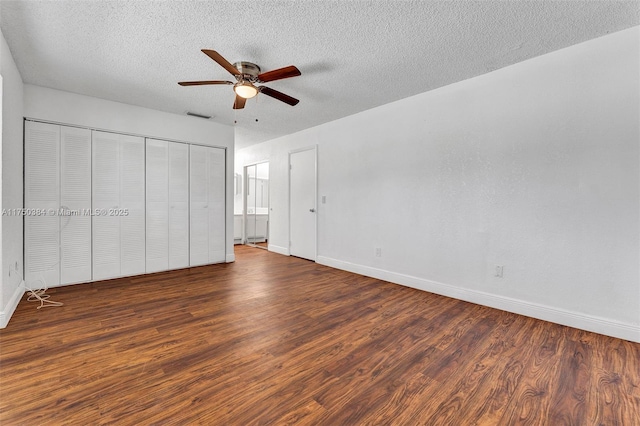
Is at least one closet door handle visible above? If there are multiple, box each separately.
[309,208,316,213]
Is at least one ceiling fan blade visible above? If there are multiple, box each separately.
[233,95,246,110]
[178,80,233,86]
[258,65,301,83]
[202,49,240,76]
[259,86,299,106]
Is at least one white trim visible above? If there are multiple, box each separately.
[268,244,290,256]
[225,253,236,262]
[317,255,640,343]
[0,280,25,329]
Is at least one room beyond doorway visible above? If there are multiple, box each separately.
[244,161,269,250]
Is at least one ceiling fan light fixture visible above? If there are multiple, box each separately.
[179,50,300,109]
[234,82,258,99]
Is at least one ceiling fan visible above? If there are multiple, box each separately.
[179,49,301,110]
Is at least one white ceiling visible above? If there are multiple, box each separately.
[1,1,638,150]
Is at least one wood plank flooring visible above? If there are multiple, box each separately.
[1,245,638,425]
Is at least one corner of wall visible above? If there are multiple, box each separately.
[1,26,26,327]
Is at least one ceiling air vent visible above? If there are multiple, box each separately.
[186,111,212,119]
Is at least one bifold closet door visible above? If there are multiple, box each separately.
[25,122,92,287]
[189,145,226,266]
[92,131,145,280]
[60,126,92,284]
[168,142,189,269]
[146,139,189,272]
[24,121,60,288]
[146,139,169,273]
[207,147,226,263]
[120,136,146,275]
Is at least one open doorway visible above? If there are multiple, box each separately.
[244,162,269,249]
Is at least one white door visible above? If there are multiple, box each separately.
[24,121,61,287]
[119,135,146,276]
[60,126,92,285]
[207,147,226,263]
[289,147,317,261]
[168,142,189,269]
[92,131,122,280]
[189,145,209,266]
[92,131,145,280]
[146,139,190,272]
[190,145,226,266]
[146,139,169,273]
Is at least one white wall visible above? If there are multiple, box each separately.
[236,26,640,342]
[1,28,25,327]
[24,84,237,267]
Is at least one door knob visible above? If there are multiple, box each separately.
[309,208,316,213]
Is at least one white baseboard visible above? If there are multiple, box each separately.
[268,244,290,256]
[0,280,25,329]
[226,253,236,263]
[317,256,640,343]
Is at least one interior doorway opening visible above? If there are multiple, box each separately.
[244,161,269,249]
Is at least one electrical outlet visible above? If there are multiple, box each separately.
[9,261,18,277]
[375,247,382,257]
[495,265,504,278]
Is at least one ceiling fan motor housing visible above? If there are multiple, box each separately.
[234,62,261,82]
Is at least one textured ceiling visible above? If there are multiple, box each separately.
[1,1,638,149]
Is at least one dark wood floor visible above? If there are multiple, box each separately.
[1,245,638,425]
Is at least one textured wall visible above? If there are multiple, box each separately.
[236,27,640,341]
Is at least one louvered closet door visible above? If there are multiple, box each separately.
[168,142,189,269]
[93,131,145,279]
[146,139,169,273]
[60,126,92,285]
[207,147,226,263]
[92,131,121,280]
[190,144,226,266]
[119,135,146,276]
[189,145,209,266]
[24,121,60,288]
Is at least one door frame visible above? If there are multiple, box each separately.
[288,145,318,260]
